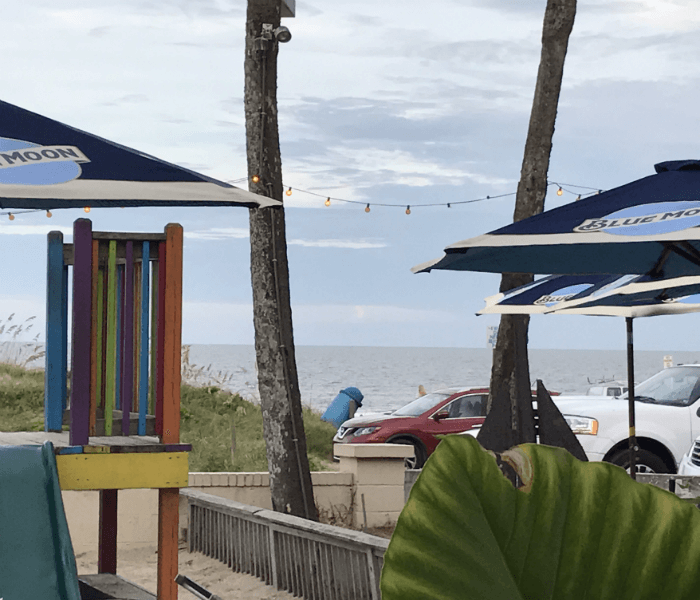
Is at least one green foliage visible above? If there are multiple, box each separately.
[180,384,335,472]
[381,436,700,600]
[0,363,45,431]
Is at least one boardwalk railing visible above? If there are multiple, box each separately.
[183,489,389,600]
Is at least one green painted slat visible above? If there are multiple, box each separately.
[104,240,117,435]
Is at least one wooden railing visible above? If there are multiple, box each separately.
[182,489,389,600]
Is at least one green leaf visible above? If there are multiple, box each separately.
[381,436,700,600]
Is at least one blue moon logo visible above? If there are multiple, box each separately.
[0,137,88,185]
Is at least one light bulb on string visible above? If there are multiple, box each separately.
[576,195,581,201]
[8,213,14,221]
[447,203,451,208]
[365,204,371,213]
[46,210,52,218]
[251,174,260,184]
[557,187,563,196]
[325,197,331,207]
[84,206,91,213]
[286,187,292,196]
[405,206,411,215]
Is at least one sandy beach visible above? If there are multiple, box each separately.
[75,544,295,600]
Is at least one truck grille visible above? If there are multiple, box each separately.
[691,440,700,467]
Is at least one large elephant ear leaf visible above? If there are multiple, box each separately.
[380,435,700,600]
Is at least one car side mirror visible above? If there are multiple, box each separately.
[433,409,449,421]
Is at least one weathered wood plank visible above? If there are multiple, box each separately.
[78,574,155,600]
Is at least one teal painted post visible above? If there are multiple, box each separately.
[45,231,65,432]
[61,265,68,412]
[138,242,150,435]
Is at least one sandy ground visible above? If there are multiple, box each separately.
[75,543,295,600]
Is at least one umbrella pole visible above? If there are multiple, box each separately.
[626,317,637,480]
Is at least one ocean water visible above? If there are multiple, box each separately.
[186,345,700,415]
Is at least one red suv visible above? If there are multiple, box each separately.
[332,387,489,468]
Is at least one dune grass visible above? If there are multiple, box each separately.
[0,361,338,472]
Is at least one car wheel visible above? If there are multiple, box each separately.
[390,439,427,469]
[608,449,671,474]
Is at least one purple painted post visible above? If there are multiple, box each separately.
[121,242,135,436]
[70,219,92,446]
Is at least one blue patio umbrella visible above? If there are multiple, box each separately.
[414,160,700,279]
[479,272,700,476]
[0,99,278,210]
[479,273,624,315]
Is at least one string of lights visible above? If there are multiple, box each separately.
[278,179,603,212]
[0,178,603,220]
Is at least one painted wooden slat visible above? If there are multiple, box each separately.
[56,452,189,489]
[139,242,150,435]
[133,261,141,414]
[156,242,166,436]
[90,240,99,436]
[70,219,93,446]
[121,242,135,436]
[149,260,158,415]
[95,268,105,412]
[115,264,123,411]
[162,225,183,444]
[45,231,65,432]
[157,488,180,600]
[61,264,69,412]
[104,240,118,436]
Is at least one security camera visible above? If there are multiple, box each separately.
[273,26,292,43]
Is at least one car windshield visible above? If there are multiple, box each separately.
[626,366,700,407]
[392,392,453,417]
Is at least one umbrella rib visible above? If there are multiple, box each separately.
[649,245,673,277]
[663,242,700,272]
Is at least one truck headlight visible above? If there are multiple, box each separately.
[564,415,598,435]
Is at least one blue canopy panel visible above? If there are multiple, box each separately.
[414,160,700,279]
[0,100,279,210]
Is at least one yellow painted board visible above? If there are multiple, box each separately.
[56,452,188,490]
[82,446,110,454]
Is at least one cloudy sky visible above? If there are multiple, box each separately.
[2,0,700,350]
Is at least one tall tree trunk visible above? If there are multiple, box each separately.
[244,0,318,521]
[479,0,577,453]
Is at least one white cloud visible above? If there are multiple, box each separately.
[0,223,72,236]
[184,227,250,240]
[184,228,385,249]
[288,238,387,249]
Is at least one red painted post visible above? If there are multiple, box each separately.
[162,225,183,444]
[98,489,118,574]
[157,488,179,600]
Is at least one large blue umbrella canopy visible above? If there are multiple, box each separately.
[0,99,278,210]
[414,160,700,279]
[479,272,700,318]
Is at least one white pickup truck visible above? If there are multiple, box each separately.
[553,364,700,473]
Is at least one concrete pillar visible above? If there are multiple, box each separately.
[334,443,413,529]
